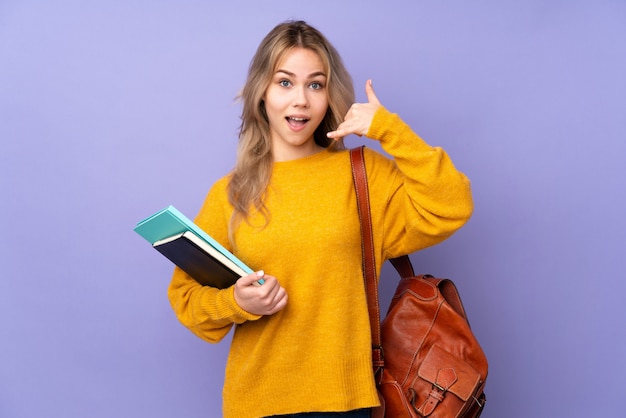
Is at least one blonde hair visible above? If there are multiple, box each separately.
[228,20,354,234]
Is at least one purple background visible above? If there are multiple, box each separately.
[1,1,625,417]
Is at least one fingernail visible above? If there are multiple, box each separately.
[257,270,265,278]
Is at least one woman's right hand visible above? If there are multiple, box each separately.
[233,271,288,316]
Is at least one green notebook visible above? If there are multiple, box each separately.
[134,205,253,277]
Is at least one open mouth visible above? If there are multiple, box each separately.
[286,116,310,127]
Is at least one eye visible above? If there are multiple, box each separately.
[309,81,324,90]
[279,79,291,88]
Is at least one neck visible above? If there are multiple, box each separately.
[272,142,324,162]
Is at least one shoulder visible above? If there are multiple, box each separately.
[198,174,233,216]
[195,174,233,230]
[355,147,402,200]
[359,146,396,174]
[206,174,231,198]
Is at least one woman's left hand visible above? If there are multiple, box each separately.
[327,79,382,139]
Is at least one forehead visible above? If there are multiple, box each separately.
[275,47,326,76]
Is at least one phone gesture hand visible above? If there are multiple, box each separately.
[327,79,382,139]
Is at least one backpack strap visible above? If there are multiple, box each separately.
[350,147,382,357]
[350,146,416,373]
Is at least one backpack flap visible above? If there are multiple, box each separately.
[414,344,482,415]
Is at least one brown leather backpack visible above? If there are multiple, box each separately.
[351,147,488,417]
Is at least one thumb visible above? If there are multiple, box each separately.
[238,270,266,286]
[365,79,381,105]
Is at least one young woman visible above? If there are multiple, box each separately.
[168,20,473,418]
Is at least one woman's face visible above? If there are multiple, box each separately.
[263,47,329,162]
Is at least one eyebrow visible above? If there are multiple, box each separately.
[275,69,327,78]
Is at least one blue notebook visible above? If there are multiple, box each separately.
[134,205,253,278]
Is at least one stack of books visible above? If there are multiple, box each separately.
[134,205,255,289]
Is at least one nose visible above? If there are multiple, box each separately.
[292,85,309,108]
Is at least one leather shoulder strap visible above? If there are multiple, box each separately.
[350,147,382,349]
[350,147,418,355]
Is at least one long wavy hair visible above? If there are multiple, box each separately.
[227,20,355,235]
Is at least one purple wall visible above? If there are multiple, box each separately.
[1,1,624,417]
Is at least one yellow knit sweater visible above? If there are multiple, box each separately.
[168,107,473,418]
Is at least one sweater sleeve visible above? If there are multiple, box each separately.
[167,178,261,344]
[365,107,473,260]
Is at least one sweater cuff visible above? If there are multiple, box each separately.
[366,106,433,156]
[215,286,263,324]
[366,106,396,140]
